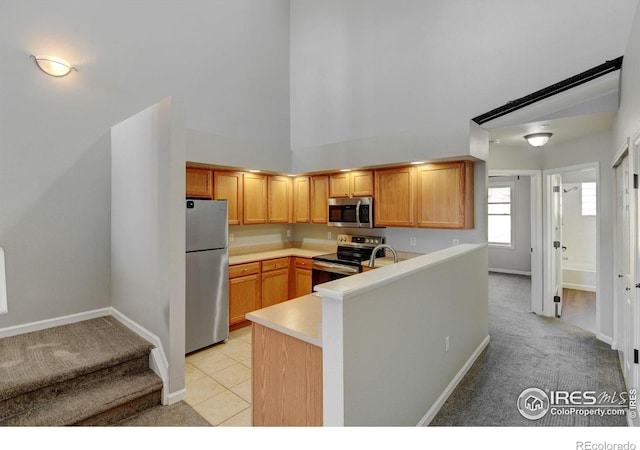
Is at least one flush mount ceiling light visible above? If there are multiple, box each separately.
[30,55,76,77]
[524,132,553,147]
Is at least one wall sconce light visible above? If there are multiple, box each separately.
[524,132,553,147]
[30,55,76,77]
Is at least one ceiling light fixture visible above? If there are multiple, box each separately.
[30,55,76,77]
[524,132,553,147]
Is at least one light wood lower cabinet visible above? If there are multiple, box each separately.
[229,262,261,330]
[252,323,322,426]
[294,257,312,297]
[261,258,290,308]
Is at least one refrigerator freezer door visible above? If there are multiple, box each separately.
[185,248,229,353]
[186,199,228,252]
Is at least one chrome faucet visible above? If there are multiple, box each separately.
[368,244,398,267]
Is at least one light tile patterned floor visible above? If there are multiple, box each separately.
[185,326,253,426]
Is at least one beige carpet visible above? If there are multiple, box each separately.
[116,401,211,426]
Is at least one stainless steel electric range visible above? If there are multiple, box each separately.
[311,234,385,288]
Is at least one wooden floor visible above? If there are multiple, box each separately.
[561,288,596,334]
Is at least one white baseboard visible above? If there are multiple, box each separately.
[562,283,596,292]
[167,388,187,405]
[0,307,173,406]
[597,332,613,346]
[0,307,112,339]
[109,308,170,405]
[417,334,491,426]
[488,268,531,276]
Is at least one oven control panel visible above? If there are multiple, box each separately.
[337,234,385,248]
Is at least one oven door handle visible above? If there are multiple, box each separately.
[312,261,360,276]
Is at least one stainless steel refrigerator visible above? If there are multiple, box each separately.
[185,199,229,353]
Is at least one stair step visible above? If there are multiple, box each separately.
[0,316,154,403]
[0,370,163,426]
[0,354,151,421]
[0,315,162,426]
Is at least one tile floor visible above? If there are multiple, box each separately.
[185,326,253,426]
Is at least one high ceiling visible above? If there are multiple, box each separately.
[0,1,638,156]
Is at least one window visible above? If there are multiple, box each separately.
[488,183,513,247]
[581,182,596,216]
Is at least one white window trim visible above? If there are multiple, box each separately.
[488,181,515,249]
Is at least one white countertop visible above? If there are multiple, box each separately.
[317,243,486,301]
[245,294,322,347]
[229,248,329,265]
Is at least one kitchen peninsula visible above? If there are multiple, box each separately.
[246,243,489,426]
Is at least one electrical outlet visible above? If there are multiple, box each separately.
[229,233,234,242]
[410,237,416,246]
[445,336,450,352]
[452,239,459,246]
[328,231,332,240]
[286,229,291,238]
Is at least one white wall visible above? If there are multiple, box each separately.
[561,182,596,271]
[319,244,488,425]
[488,176,532,273]
[111,97,186,397]
[0,1,291,329]
[289,0,633,171]
[615,5,640,147]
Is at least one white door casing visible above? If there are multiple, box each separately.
[551,173,563,317]
[487,170,543,315]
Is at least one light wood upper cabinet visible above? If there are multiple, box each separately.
[243,173,268,224]
[213,171,243,225]
[374,167,415,227]
[268,176,291,224]
[329,170,373,198]
[293,176,311,223]
[186,167,213,199]
[416,161,474,229]
[350,170,374,197]
[310,175,329,224]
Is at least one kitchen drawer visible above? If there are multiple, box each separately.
[229,262,260,279]
[295,257,312,269]
[261,257,290,272]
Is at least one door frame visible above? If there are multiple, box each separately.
[542,162,600,332]
[488,169,543,315]
[611,138,630,352]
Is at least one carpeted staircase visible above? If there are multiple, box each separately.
[0,316,163,426]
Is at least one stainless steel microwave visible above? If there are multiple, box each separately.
[328,197,375,228]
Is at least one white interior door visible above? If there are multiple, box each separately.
[550,173,563,318]
[615,157,633,386]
